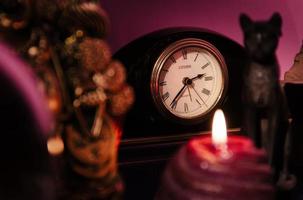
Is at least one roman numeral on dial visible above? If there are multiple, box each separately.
[170,56,176,63]
[162,92,169,101]
[182,49,187,59]
[202,88,211,96]
[204,76,213,81]
[184,103,188,112]
[171,101,177,110]
[196,99,201,105]
[201,62,210,69]
[159,81,167,86]
[194,52,199,61]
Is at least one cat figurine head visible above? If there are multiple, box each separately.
[239,13,282,63]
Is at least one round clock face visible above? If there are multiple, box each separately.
[151,38,228,124]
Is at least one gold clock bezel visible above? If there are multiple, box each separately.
[150,38,229,124]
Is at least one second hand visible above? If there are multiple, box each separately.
[190,85,207,107]
[187,86,192,102]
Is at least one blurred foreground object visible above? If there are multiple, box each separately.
[284,41,303,83]
[0,43,54,200]
[282,42,303,198]
[0,0,134,199]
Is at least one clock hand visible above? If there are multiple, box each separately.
[169,74,205,107]
[187,86,192,102]
[190,85,207,107]
[170,83,187,107]
[190,73,205,82]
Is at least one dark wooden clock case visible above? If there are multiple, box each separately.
[113,28,247,199]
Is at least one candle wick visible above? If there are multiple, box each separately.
[215,143,232,159]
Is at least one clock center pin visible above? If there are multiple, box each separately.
[183,77,192,85]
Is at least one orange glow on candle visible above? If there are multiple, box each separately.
[212,109,227,146]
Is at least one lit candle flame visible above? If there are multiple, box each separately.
[212,109,227,146]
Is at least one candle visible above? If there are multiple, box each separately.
[156,109,275,200]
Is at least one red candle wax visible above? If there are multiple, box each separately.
[156,134,275,200]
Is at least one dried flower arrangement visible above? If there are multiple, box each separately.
[0,0,134,199]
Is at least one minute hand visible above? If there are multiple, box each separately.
[170,84,187,106]
[169,74,205,107]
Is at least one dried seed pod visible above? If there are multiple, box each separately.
[59,2,109,38]
[78,38,111,72]
[109,85,135,116]
[0,0,32,30]
[73,88,107,107]
[100,60,126,92]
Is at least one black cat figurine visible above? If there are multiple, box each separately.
[239,13,289,179]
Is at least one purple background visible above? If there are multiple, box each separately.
[101,0,303,79]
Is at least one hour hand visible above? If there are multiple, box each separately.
[191,73,205,81]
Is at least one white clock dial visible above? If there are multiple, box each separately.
[151,38,228,123]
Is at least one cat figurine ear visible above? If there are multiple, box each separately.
[269,12,282,36]
[239,14,253,33]
[240,13,282,36]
